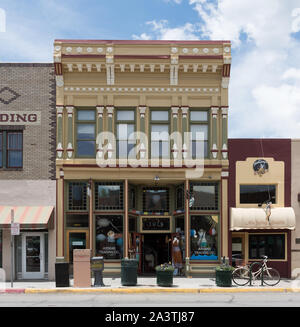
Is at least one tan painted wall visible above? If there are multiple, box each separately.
[236,157,285,208]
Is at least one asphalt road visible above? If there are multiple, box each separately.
[0,292,299,307]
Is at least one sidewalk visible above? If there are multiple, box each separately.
[1,277,300,294]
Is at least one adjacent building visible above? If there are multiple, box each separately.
[0,64,56,280]
[53,40,232,276]
[228,139,296,278]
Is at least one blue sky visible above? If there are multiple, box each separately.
[1,0,300,138]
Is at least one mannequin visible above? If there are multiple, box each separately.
[172,234,183,276]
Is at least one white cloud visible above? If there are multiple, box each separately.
[188,0,300,138]
[133,20,200,40]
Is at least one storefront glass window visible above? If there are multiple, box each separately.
[190,182,219,211]
[143,187,169,213]
[240,185,276,204]
[190,215,218,260]
[249,234,285,259]
[95,182,123,210]
[68,182,87,210]
[96,215,123,259]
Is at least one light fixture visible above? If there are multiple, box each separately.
[154,176,160,186]
[59,168,64,178]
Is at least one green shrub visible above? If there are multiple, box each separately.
[155,262,175,272]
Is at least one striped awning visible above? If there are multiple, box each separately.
[0,206,54,229]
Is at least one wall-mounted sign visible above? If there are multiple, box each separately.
[140,216,172,233]
[253,159,269,176]
[0,112,41,125]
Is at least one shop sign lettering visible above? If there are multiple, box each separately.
[0,112,41,125]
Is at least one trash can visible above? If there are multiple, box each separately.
[55,262,70,287]
[121,259,138,286]
[91,256,105,287]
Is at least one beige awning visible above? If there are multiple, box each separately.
[230,207,296,231]
[0,206,54,229]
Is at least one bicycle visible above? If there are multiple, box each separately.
[232,256,280,286]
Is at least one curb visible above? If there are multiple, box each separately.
[0,289,25,294]
[21,287,300,294]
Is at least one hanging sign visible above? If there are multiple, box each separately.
[11,222,20,236]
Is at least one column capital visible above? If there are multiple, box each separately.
[171,106,179,116]
[211,106,219,116]
[97,106,104,116]
[66,106,74,117]
[138,106,147,118]
[106,106,114,117]
[181,106,189,117]
[221,107,229,116]
[56,106,64,116]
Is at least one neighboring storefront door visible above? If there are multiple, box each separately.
[22,233,45,279]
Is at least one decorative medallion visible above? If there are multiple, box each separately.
[66,47,72,52]
[171,47,178,53]
[86,47,93,52]
[97,47,103,53]
[213,48,219,53]
[193,48,199,53]
[182,48,189,53]
[253,159,269,176]
[107,47,113,53]
[55,46,61,51]
[76,47,83,53]
[0,87,21,105]
[203,48,209,53]
[224,47,230,53]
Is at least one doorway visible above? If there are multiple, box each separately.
[21,232,45,279]
[66,230,89,263]
[231,233,246,267]
[142,233,171,274]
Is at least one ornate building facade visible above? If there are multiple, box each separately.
[54,40,231,276]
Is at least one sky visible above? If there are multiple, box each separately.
[0,0,300,138]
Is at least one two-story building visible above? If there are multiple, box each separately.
[0,63,56,281]
[54,40,231,276]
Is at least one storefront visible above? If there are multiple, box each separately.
[0,63,56,281]
[228,139,295,278]
[54,39,232,276]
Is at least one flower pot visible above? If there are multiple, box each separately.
[215,269,232,287]
[156,270,174,287]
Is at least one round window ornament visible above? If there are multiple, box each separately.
[182,48,189,54]
[253,159,269,176]
[86,47,93,53]
[97,47,103,53]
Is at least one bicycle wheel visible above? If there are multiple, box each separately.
[262,268,280,286]
[232,267,250,286]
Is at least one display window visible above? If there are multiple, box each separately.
[190,182,219,211]
[249,234,285,260]
[190,215,218,260]
[95,182,124,210]
[96,215,123,259]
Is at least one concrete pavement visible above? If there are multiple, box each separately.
[1,277,300,294]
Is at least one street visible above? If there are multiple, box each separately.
[0,292,299,307]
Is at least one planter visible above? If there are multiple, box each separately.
[156,270,174,287]
[215,269,232,287]
[121,259,138,286]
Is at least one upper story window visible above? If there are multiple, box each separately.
[150,109,169,159]
[76,109,96,158]
[95,182,124,210]
[0,131,23,169]
[116,109,135,159]
[240,185,276,204]
[189,109,209,159]
[143,187,170,213]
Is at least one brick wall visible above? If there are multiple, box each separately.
[0,64,56,180]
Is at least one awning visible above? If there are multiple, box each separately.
[0,206,54,229]
[230,207,296,231]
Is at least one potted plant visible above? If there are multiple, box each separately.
[155,263,174,287]
[215,260,234,287]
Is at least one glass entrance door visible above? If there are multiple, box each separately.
[67,231,88,263]
[22,233,45,279]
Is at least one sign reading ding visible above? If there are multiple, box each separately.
[0,112,41,125]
